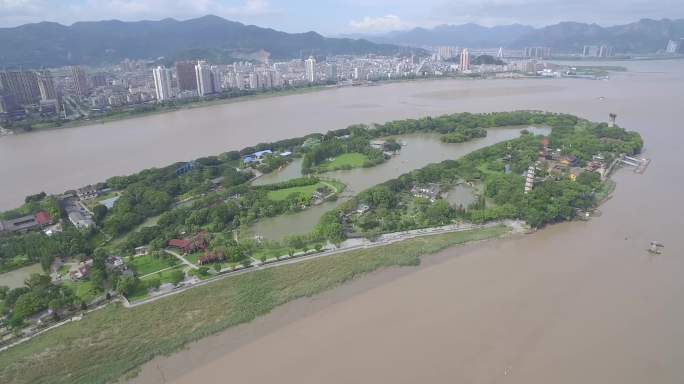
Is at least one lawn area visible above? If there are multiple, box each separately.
[140,265,186,285]
[322,179,345,193]
[183,252,202,266]
[267,183,320,201]
[62,280,100,303]
[127,254,179,276]
[110,213,162,247]
[317,152,369,172]
[0,255,31,274]
[266,180,344,202]
[0,225,509,384]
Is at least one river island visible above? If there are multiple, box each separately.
[0,110,644,383]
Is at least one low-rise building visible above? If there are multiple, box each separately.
[68,210,94,229]
[168,233,208,254]
[411,183,442,202]
[0,211,52,236]
[77,185,98,200]
[62,197,95,229]
[356,204,370,214]
[135,246,150,256]
[168,239,194,253]
[69,260,93,281]
[99,196,120,209]
[105,256,126,271]
[559,155,578,167]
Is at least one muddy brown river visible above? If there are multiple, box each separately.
[2,59,683,383]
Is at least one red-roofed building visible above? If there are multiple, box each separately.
[168,239,194,253]
[34,211,52,227]
[168,233,208,254]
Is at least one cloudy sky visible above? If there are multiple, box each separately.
[0,0,682,34]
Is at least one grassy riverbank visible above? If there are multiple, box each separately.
[0,225,508,384]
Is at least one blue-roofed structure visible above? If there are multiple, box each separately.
[99,196,120,209]
[243,156,255,164]
[252,150,273,158]
[176,162,196,176]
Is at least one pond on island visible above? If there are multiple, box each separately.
[249,126,550,241]
[0,263,43,289]
[446,183,479,209]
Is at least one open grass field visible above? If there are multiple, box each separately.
[267,183,320,201]
[61,280,100,303]
[126,255,179,276]
[140,265,185,284]
[0,225,509,384]
[266,180,345,201]
[318,153,369,172]
[183,252,202,267]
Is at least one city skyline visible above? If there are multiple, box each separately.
[1,0,683,35]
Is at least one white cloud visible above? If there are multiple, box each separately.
[349,14,410,32]
[223,0,272,15]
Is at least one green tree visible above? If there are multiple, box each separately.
[11,292,44,326]
[146,276,161,290]
[92,204,108,223]
[168,269,185,285]
[116,276,140,296]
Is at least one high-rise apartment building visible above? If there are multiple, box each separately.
[353,67,367,80]
[195,61,215,96]
[583,45,614,57]
[248,73,259,90]
[459,48,471,72]
[210,66,223,92]
[71,66,89,97]
[522,47,551,59]
[0,70,40,105]
[152,66,173,101]
[437,46,457,60]
[597,45,614,58]
[305,56,316,83]
[327,63,337,82]
[91,73,107,88]
[36,70,57,101]
[175,61,198,91]
[665,40,678,53]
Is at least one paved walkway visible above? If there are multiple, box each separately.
[164,249,198,270]
[124,220,518,308]
[139,265,179,279]
[0,220,521,352]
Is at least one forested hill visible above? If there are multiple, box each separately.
[0,15,421,68]
[360,18,684,53]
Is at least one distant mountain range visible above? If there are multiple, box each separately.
[0,15,421,69]
[357,19,684,53]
